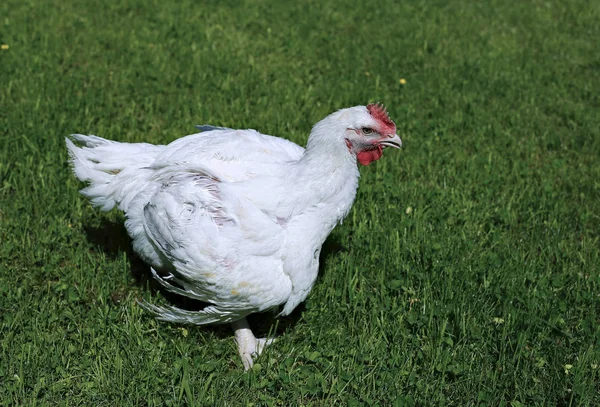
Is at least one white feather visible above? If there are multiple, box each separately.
[66,106,396,324]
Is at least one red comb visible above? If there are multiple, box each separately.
[367,103,396,135]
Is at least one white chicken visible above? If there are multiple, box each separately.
[66,104,402,369]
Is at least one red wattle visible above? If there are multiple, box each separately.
[357,145,383,166]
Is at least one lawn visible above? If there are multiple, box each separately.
[1,0,599,405]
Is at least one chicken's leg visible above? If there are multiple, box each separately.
[231,318,275,370]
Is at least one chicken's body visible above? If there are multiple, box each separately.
[66,105,401,369]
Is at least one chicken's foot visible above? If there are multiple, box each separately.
[231,318,275,370]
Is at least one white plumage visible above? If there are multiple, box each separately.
[66,104,402,369]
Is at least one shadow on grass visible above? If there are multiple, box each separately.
[84,218,346,338]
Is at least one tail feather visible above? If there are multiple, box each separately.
[66,134,163,212]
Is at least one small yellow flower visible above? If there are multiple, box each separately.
[399,78,407,85]
[408,297,420,310]
[1,44,9,50]
[564,364,573,374]
[405,206,413,214]
[179,327,189,337]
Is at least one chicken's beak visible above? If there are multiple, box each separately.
[378,134,402,149]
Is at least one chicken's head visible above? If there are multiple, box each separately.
[308,104,402,166]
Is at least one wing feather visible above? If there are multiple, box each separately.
[141,168,293,322]
[138,300,243,325]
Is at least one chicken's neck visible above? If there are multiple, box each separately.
[287,138,360,224]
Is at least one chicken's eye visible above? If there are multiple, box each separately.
[362,127,373,135]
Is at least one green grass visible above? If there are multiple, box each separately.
[1,0,599,405]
